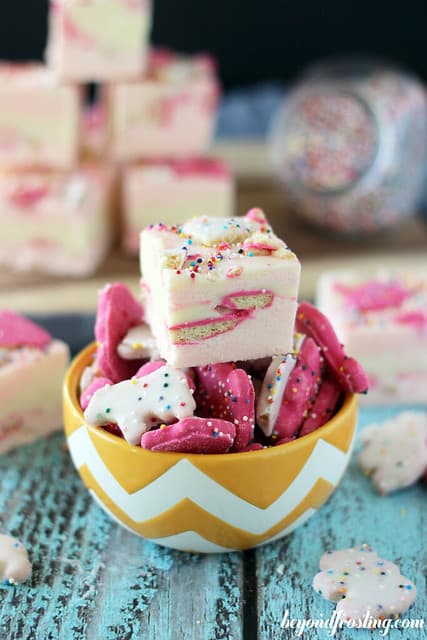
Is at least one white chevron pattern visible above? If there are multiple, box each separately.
[68,426,352,535]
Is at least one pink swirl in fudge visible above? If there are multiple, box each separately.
[335,279,412,312]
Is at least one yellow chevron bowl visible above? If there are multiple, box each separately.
[63,343,358,553]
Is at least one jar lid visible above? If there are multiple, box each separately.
[276,90,379,194]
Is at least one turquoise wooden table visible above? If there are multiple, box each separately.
[0,317,425,640]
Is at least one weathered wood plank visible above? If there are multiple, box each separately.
[0,435,244,640]
[255,406,427,640]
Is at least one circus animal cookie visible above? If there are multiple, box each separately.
[318,270,427,404]
[0,64,80,169]
[95,283,144,383]
[107,49,219,161]
[122,158,234,254]
[256,336,322,440]
[140,209,301,367]
[313,545,416,622]
[0,535,32,585]
[84,364,196,445]
[46,0,151,82]
[117,323,160,361]
[358,411,427,494]
[195,362,255,451]
[296,301,369,394]
[0,311,69,455]
[0,166,113,276]
[142,417,236,453]
[300,377,342,437]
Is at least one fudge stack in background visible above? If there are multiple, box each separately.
[0,0,233,276]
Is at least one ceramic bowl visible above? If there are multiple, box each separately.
[63,343,358,553]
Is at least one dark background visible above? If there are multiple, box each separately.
[0,0,425,88]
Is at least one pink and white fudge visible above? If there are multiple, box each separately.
[107,49,219,162]
[317,270,427,404]
[140,209,301,368]
[0,165,113,276]
[0,311,69,455]
[0,64,81,169]
[46,0,152,82]
[122,158,234,254]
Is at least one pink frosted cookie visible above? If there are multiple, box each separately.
[80,376,112,411]
[358,411,427,494]
[95,283,144,383]
[256,336,321,440]
[84,364,196,445]
[141,417,236,453]
[313,544,416,622]
[0,535,32,585]
[0,311,51,349]
[135,359,165,378]
[296,301,369,394]
[195,363,255,451]
[299,377,342,437]
[241,442,265,452]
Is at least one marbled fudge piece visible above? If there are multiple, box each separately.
[122,158,234,254]
[317,270,427,404]
[0,311,69,455]
[46,0,151,82]
[140,209,301,367]
[108,49,219,161]
[0,166,113,276]
[0,64,80,169]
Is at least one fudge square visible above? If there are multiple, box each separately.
[0,311,69,455]
[107,49,219,161]
[0,64,80,169]
[122,158,234,254]
[140,209,301,367]
[0,165,113,276]
[46,0,152,82]
[317,270,427,404]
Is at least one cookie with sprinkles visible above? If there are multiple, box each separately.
[141,417,236,453]
[95,283,144,383]
[358,411,427,494]
[195,362,255,451]
[300,376,342,437]
[313,544,417,623]
[0,535,32,585]
[256,336,321,441]
[295,301,369,394]
[84,364,196,445]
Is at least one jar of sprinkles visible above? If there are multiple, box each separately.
[270,59,427,234]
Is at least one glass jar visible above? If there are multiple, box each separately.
[270,59,427,234]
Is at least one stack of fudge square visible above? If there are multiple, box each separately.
[0,0,233,276]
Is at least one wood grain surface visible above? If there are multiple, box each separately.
[0,405,425,640]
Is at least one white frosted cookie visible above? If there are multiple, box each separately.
[358,411,427,494]
[0,535,32,585]
[313,544,416,622]
[84,364,196,445]
[117,323,160,361]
